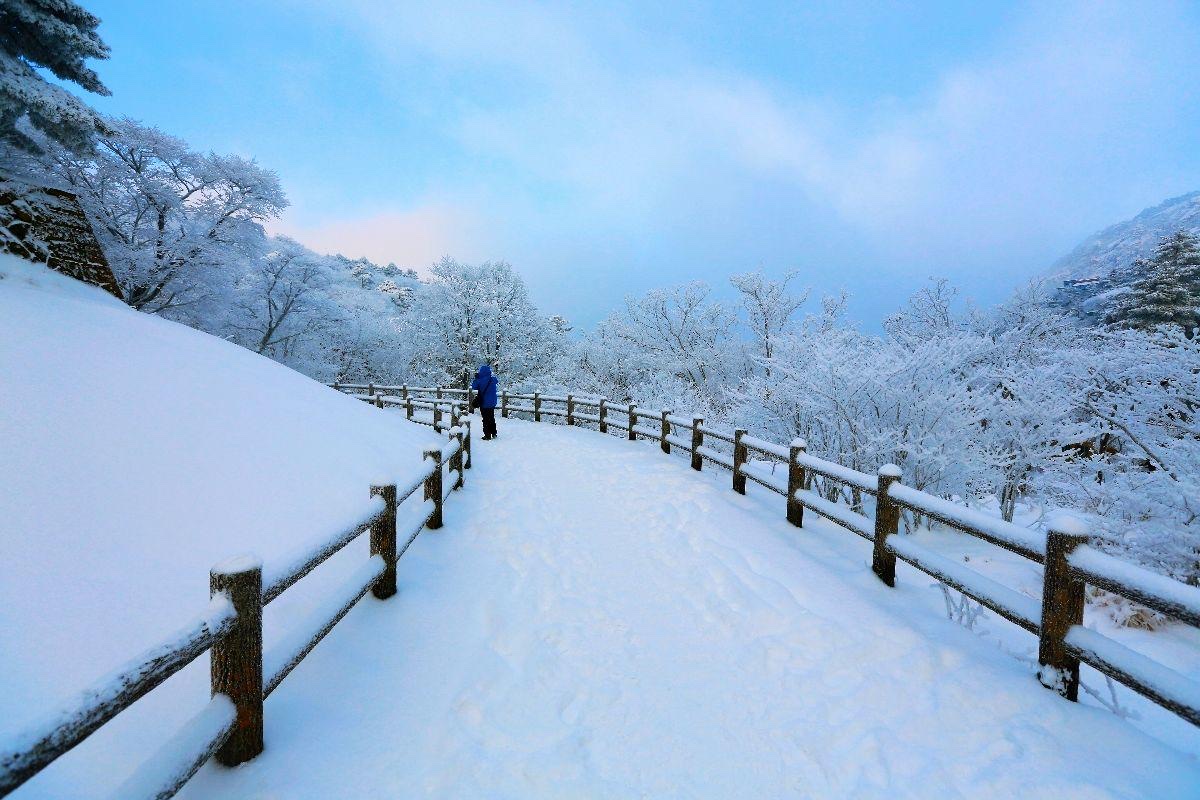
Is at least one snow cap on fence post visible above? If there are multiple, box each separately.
[732,429,748,494]
[1038,513,1089,701]
[599,399,608,433]
[423,448,444,529]
[209,554,264,766]
[787,439,807,527]
[691,416,704,471]
[627,404,636,441]
[661,409,672,454]
[872,464,902,587]
[370,484,398,599]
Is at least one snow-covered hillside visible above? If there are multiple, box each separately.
[1049,191,1200,283]
[1051,191,1200,289]
[0,254,438,798]
[1047,191,1200,319]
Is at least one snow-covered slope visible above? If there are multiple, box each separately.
[1049,191,1200,283]
[0,254,438,798]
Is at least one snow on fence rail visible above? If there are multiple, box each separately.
[361,383,1200,729]
[0,421,471,800]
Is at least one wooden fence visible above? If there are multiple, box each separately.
[0,416,471,800]
[341,383,1200,729]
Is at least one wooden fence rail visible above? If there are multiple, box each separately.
[367,383,1200,729]
[0,419,470,800]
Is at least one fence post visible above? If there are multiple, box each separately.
[660,410,672,454]
[450,429,464,489]
[1038,516,1088,701]
[787,439,807,527]
[368,382,374,397]
[627,404,636,441]
[566,394,575,426]
[599,399,608,433]
[732,429,748,494]
[369,484,397,599]
[534,392,542,422]
[333,380,340,391]
[691,416,704,471]
[210,556,264,766]
[405,396,413,420]
[401,383,408,400]
[423,448,443,530]
[502,390,509,418]
[871,465,902,586]
[433,402,442,431]
[462,419,472,470]
[374,395,383,409]
[436,386,442,402]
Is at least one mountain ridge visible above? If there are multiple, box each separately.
[1050,191,1200,282]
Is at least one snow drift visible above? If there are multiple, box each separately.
[0,254,437,798]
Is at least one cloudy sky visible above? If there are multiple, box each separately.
[84,0,1200,327]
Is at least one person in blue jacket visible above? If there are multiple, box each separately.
[471,364,499,439]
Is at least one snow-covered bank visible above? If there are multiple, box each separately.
[0,255,437,798]
[182,419,1199,799]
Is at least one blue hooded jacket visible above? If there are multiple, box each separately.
[471,365,498,408]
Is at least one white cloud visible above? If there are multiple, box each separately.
[282,0,1200,322]
[269,203,483,270]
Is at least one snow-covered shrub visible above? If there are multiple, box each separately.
[1085,586,1168,630]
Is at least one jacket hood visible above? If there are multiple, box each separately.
[477,365,493,378]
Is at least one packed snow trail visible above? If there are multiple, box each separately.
[180,419,1199,799]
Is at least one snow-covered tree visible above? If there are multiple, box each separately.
[400,257,554,388]
[734,286,983,511]
[730,270,807,376]
[548,314,572,335]
[350,259,372,288]
[969,285,1077,521]
[287,254,419,382]
[1,0,110,152]
[1106,230,1200,335]
[586,282,737,410]
[17,118,287,316]
[229,236,335,356]
[377,279,413,309]
[883,278,964,347]
[1051,326,1200,582]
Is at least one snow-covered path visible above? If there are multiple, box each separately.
[182,418,1200,799]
